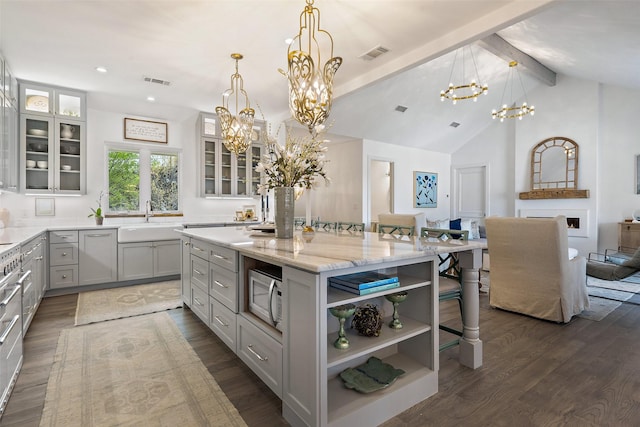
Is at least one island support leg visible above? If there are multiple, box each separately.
[457,248,483,369]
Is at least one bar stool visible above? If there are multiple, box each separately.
[337,222,365,232]
[315,221,337,232]
[377,224,415,236]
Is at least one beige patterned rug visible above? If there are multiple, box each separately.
[40,312,247,427]
[75,281,182,326]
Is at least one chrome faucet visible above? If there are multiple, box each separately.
[145,200,153,222]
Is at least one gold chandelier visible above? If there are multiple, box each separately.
[283,0,342,136]
[491,61,535,122]
[216,53,255,155]
[440,46,488,104]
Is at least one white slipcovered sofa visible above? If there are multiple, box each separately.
[485,216,589,323]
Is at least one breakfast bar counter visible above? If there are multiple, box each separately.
[179,226,484,427]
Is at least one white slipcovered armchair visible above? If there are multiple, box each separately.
[485,216,589,323]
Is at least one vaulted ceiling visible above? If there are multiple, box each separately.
[2,0,639,153]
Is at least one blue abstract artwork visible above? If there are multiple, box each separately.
[414,171,437,208]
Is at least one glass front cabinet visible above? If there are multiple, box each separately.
[20,82,86,194]
[197,112,264,197]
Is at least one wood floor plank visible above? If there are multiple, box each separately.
[2,292,640,426]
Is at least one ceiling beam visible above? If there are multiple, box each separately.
[477,33,556,86]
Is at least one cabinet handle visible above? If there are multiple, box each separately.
[247,344,268,362]
[184,241,190,246]
[86,234,109,237]
[214,316,229,327]
[193,269,203,276]
[35,256,43,261]
[0,315,20,344]
[62,275,67,279]
[193,297,203,306]
[213,280,227,288]
[193,246,204,252]
[61,252,67,256]
[212,253,228,261]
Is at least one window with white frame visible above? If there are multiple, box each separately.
[106,144,180,214]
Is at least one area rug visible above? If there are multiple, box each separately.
[586,275,640,306]
[75,280,182,326]
[577,296,622,321]
[40,312,247,427]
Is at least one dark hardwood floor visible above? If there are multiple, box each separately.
[1,292,639,426]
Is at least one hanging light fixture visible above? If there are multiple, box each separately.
[283,0,342,137]
[216,53,255,155]
[491,61,535,122]
[440,45,488,104]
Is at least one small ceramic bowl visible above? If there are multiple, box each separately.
[61,165,71,171]
[37,161,48,169]
[26,160,36,168]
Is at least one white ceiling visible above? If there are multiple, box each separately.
[2,0,639,153]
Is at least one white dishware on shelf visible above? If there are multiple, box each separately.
[61,165,71,171]
[37,161,48,169]
[26,160,36,168]
[27,128,47,137]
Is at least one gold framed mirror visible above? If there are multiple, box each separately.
[520,136,589,199]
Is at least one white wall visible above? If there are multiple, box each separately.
[363,139,451,226]
[0,93,266,226]
[452,74,640,255]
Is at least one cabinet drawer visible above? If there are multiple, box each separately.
[190,284,209,324]
[209,264,238,312]
[50,265,79,289]
[209,245,237,272]
[190,239,210,260]
[210,297,237,352]
[190,255,209,292]
[49,243,78,266]
[49,230,78,244]
[237,315,282,398]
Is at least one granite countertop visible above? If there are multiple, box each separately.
[180,227,487,273]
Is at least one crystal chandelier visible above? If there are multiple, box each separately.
[283,0,342,136]
[440,46,488,104]
[216,53,255,155]
[491,61,535,122]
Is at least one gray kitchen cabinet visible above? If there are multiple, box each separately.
[21,233,46,332]
[49,230,78,289]
[153,240,180,277]
[20,82,86,195]
[197,112,265,197]
[78,229,117,286]
[180,235,191,306]
[118,240,179,281]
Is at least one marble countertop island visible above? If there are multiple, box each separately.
[180,226,486,273]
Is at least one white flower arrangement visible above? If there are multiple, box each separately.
[255,124,330,194]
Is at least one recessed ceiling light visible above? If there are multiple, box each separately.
[95,66,108,73]
[147,96,155,102]
[449,122,460,128]
[395,105,408,113]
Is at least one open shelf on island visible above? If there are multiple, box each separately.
[327,274,431,308]
[327,352,437,427]
[326,315,431,368]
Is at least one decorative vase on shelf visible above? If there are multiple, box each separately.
[60,124,74,139]
[274,187,295,238]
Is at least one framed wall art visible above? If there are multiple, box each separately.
[124,118,168,143]
[414,171,437,208]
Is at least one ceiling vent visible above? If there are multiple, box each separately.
[395,105,408,113]
[359,45,390,61]
[449,122,460,128]
[143,76,171,86]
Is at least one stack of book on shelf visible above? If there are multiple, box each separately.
[329,272,399,295]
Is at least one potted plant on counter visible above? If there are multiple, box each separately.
[88,190,105,226]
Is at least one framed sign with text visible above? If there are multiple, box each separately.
[124,118,168,143]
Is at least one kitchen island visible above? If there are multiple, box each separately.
[179,226,484,427]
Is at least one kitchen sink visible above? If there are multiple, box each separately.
[117,223,183,243]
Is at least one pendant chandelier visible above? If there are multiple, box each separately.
[491,61,535,122]
[216,53,255,155]
[283,0,342,137]
[440,46,488,104]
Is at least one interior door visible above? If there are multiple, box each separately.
[369,159,393,230]
[453,165,487,219]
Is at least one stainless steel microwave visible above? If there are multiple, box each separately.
[248,268,283,331]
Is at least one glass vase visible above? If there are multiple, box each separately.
[274,187,295,238]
